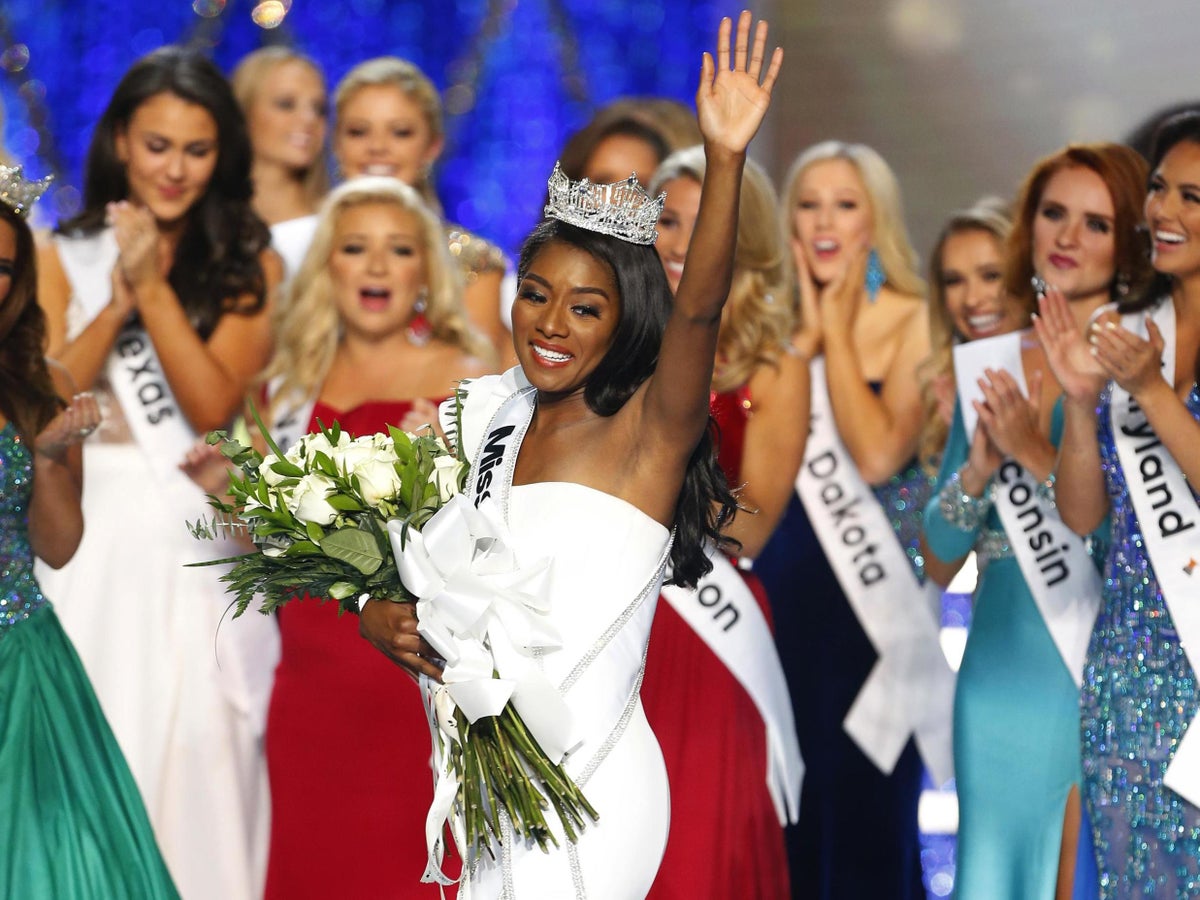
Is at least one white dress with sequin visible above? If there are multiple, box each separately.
[453,372,671,899]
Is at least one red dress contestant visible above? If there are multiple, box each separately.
[641,388,790,899]
[265,399,453,899]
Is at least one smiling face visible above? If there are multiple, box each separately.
[510,240,621,399]
[334,84,443,184]
[1145,139,1200,282]
[939,227,1024,341]
[654,175,701,295]
[792,158,873,285]
[1030,165,1116,303]
[328,201,427,341]
[115,91,219,227]
[246,59,326,173]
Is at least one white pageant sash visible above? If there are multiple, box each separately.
[953,332,1101,686]
[661,550,803,824]
[1111,298,1200,805]
[266,378,316,455]
[795,358,955,783]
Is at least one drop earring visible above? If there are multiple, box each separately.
[1031,273,1049,301]
[865,248,885,303]
[406,288,431,346]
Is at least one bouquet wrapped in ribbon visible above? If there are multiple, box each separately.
[191,409,597,872]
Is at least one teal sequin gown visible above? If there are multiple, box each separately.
[1082,384,1200,897]
[924,400,1100,900]
[0,423,177,899]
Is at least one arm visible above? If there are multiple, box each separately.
[28,370,100,568]
[922,401,994,577]
[1032,287,1108,534]
[825,299,931,484]
[641,12,782,455]
[726,350,808,558]
[37,239,135,390]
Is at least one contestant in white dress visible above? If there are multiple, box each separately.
[359,13,783,897]
[34,48,281,900]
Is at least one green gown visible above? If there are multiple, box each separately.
[924,400,1100,900]
[0,422,177,899]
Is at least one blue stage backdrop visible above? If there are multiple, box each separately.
[0,0,723,254]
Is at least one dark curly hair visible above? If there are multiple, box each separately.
[517,219,739,588]
[57,45,270,340]
[0,205,63,440]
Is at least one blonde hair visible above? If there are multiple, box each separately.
[333,57,443,210]
[231,47,330,206]
[781,141,926,307]
[650,147,794,392]
[264,177,491,415]
[918,198,1014,467]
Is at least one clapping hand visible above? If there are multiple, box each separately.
[109,201,169,293]
[35,392,101,461]
[1089,315,1169,400]
[975,367,1048,465]
[1031,284,1107,403]
[696,11,783,157]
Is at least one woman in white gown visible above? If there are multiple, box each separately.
[360,12,782,897]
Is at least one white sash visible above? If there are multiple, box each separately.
[661,553,803,825]
[56,230,197,484]
[795,358,955,784]
[1111,297,1200,805]
[953,332,1101,686]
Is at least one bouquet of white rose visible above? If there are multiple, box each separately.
[191,406,597,870]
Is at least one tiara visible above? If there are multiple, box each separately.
[543,162,665,245]
[0,166,52,218]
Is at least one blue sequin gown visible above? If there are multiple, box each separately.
[1082,383,1200,897]
[925,400,1100,900]
[755,383,932,900]
[0,423,177,898]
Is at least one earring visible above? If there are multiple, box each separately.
[1030,273,1049,301]
[1114,271,1131,299]
[406,288,431,346]
[865,249,885,303]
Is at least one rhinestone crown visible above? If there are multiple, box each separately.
[0,165,52,218]
[543,162,665,245]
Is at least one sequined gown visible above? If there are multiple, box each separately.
[924,400,1099,900]
[265,399,448,899]
[640,388,790,899]
[1082,383,1200,897]
[753,383,931,900]
[0,423,177,899]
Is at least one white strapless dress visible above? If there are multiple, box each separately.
[463,481,671,899]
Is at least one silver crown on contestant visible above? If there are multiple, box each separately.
[543,162,666,245]
[0,165,52,218]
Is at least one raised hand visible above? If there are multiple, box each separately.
[1090,316,1169,400]
[696,11,783,156]
[1031,285,1107,403]
[34,392,101,461]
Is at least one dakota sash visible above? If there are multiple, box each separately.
[1111,297,1200,805]
[56,230,198,484]
[795,358,955,783]
[953,331,1101,686]
[661,552,803,824]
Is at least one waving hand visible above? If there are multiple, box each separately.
[697,12,783,155]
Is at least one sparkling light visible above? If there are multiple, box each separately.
[191,0,226,17]
[0,44,30,73]
[251,1,289,28]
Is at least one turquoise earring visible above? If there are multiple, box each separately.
[865,249,885,303]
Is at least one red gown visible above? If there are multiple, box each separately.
[641,388,791,899]
[265,399,452,899]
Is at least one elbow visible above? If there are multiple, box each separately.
[859,456,904,487]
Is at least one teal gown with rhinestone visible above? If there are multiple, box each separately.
[924,400,1100,900]
[0,423,177,899]
[1082,383,1200,897]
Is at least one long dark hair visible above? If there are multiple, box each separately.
[58,46,270,340]
[517,219,739,587]
[0,206,63,441]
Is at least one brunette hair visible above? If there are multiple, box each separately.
[58,45,270,340]
[0,206,63,440]
[1004,143,1152,314]
[516,219,739,587]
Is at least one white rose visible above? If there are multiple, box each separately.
[288,473,339,525]
[331,438,376,475]
[356,457,404,507]
[258,453,291,487]
[431,455,466,503]
[301,430,350,462]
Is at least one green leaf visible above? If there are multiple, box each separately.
[270,459,305,478]
[328,581,359,600]
[283,539,323,556]
[247,395,288,460]
[304,520,325,544]
[328,493,364,512]
[320,527,384,575]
